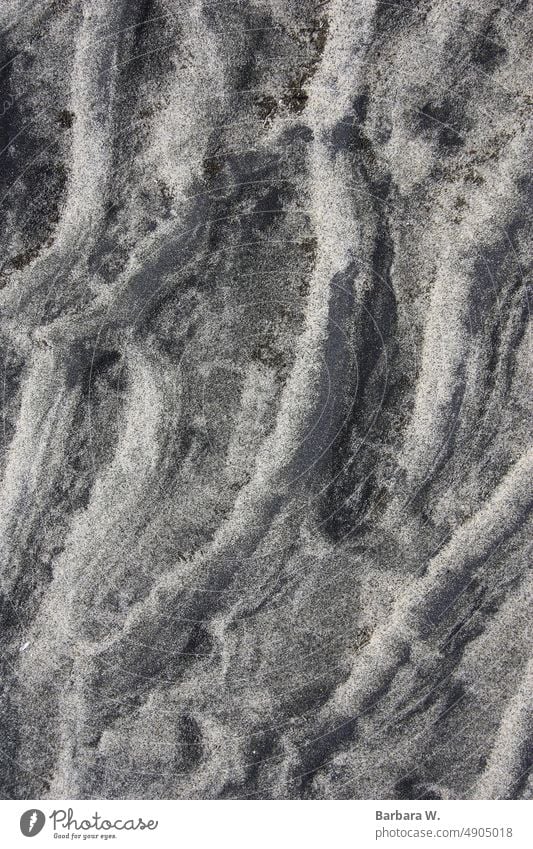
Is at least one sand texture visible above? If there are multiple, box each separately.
[0,0,531,799]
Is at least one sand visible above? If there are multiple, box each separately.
[0,0,531,799]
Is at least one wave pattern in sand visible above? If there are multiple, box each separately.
[0,0,531,799]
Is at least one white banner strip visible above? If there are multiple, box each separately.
[1,799,530,848]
